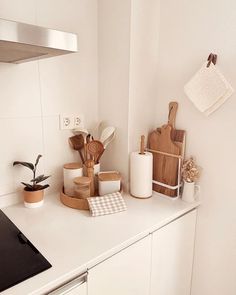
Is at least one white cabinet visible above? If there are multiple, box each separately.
[150,210,197,295]
[88,235,151,295]
[62,284,86,295]
[48,273,87,295]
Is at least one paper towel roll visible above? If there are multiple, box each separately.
[63,163,83,196]
[130,152,153,198]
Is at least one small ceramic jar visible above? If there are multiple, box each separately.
[98,171,121,196]
[74,176,91,199]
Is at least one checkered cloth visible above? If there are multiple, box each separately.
[87,192,127,217]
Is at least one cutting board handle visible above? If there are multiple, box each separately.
[161,124,177,146]
[168,102,178,128]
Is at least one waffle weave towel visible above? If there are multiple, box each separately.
[184,62,234,116]
[87,192,127,217]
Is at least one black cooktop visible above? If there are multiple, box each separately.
[0,210,51,292]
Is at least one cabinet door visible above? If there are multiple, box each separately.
[64,283,86,295]
[88,236,151,295]
[150,210,197,295]
[48,274,87,295]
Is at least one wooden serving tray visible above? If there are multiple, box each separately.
[60,185,123,211]
[60,189,89,210]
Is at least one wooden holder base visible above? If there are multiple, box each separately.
[60,189,89,210]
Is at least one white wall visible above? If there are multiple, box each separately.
[156,1,236,294]
[128,0,160,153]
[98,0,160,184]
[98,0,131,182]
[0,0,98,206]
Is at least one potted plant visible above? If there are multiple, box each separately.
[181,157,201,202]
[13,155,50,208]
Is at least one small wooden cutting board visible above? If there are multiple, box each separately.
[157,102,186,158]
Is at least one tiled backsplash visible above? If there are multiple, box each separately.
[0,0,98,205]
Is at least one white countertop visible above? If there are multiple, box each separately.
[1,193,200,295]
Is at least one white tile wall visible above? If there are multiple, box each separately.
[0,0,36,24]
[42,116,78,193]
[0,117,44,195]
[0,0,98,206]
[0,63,41,118]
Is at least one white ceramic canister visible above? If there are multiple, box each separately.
[98,171,121,196]
[63,163,83,196]
[94,163,101,175]
[83,162,100,176]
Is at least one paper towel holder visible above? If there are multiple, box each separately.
[207,53,217,67]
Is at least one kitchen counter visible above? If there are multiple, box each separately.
[1,193,200,295]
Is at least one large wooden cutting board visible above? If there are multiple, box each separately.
[148,124,181,197]
[149,102,185,197]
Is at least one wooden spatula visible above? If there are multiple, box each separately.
[68,134,85,164]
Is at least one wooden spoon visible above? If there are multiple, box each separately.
[68,134,85,164]
[87,140,104,164]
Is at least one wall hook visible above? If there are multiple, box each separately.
[207,53,217,67]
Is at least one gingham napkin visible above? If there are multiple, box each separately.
[87,192,127,217]
[184,62,234,116]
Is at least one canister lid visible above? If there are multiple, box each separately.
[98,171,121,182]
[63,162,82,169]
[74,176,91,185]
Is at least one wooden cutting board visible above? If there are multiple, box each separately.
[157,102,186,158]
[149,102,185,197]
[148,124,181,197]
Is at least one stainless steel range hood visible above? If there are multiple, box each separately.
[0,19,78,64]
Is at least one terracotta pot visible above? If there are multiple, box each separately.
[23,189,44,208]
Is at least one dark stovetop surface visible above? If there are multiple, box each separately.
[0,210,51,293]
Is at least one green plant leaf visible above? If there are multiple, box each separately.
[13,161,34,171]
[34,155,42,168]
[21,182,34,190]
[33,184,50,191]
[40,184,50,190]
[31,174,50,184]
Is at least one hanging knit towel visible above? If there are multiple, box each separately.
[87,192,127,217]
[184,62,234,116]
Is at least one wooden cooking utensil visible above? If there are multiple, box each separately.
[157,102,186,157]
[148,124,181,197]
[87,140,104,164]
[68,135,85,164]
[85,159,95,196]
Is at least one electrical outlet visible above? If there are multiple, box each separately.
[74,114,84,128]
[60,114,74,130]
